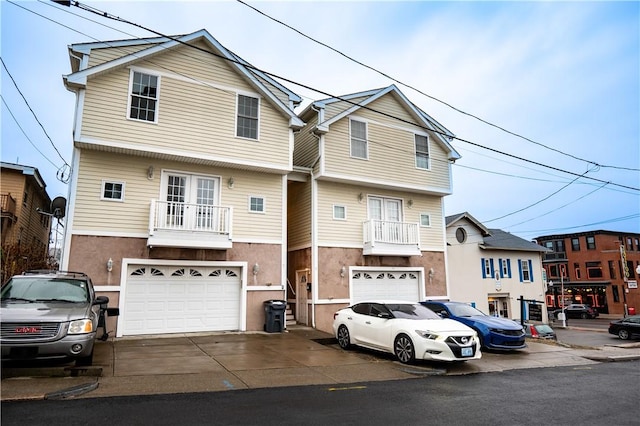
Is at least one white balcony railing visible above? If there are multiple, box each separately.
[362,219,421,256]
[148,200,233,249]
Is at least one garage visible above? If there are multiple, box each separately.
[351,269,422,303]
[119,263,243,336]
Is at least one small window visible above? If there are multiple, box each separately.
[101,181,125,201]
[420,213,431,227]
[333,205,346,220]
[500,259,511,278]
[574,263,581,279]
[249,196,265,213]
[571,238,580,251]
[237,94,259,139]
[415,134,429,169]
[350,119,368,159]
[586,236,596,250]
[520,260,531,282]
[129,71,158,122]
[23,191,28,206]
[456,227,467,243]
[586,261,603,278]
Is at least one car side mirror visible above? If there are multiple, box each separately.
[378,312,391,319]
[439,310,449,318]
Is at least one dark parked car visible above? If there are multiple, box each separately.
[1,270,112,366]
[608,315,640,340]
[560,303,599,319]
[420,301,526,351]
[522,322,556,340]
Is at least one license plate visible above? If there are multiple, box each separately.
[461,347,473,357]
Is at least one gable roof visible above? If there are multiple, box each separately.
[303,84,460,161]
[63,29,304,129]
[446,212,549,252]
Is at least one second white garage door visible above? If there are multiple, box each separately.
[121,264,242,336]
[351,270,421,303]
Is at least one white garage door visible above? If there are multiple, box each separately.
[122,264,242,336]
[351,270,421,303]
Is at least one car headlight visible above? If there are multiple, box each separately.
[416,330,439,340]
[68,319,93,334]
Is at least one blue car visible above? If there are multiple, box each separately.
[420,301,526,351]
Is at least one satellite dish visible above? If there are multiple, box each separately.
[51,196,67,219]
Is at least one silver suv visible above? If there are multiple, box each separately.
[1,270,110,366]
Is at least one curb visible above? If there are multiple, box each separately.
[45,382,99,400]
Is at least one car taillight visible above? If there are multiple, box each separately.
[530,326,539,338]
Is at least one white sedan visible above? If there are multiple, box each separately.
[333,301,482,363]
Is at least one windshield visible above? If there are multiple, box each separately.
[448,303,487,317]
[387,303,441,320]
[1,278,89,303]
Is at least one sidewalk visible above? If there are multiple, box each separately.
[2,325,639,401]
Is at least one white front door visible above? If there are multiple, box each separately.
[296,270,309,325]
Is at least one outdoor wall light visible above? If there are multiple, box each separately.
[340,266,347,277]
[357,192,364,203]
[147,166,154,180]
[252,263,260,275]
[407,199,414,208]
[107,258,114,272]
[228,177,235,189]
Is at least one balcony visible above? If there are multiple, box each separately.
[362,219,421,256]
[1,193,17,219]
[148,200,233,249]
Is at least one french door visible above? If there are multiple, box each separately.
[164,173,219,230]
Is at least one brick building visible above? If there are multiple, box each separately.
[535,230,640,316]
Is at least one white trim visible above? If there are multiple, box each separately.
[349,118,369,160]
[248,195,266,213]
[75,136,292,174]
[95,285,121,292]
[349,266,425,302]
[247,285,286,291]
[117,258,248,337]
[126,68,160,124]
[61,147,81,271]
[100,180,126,202]
[235,93,261,141]
[315,171,452,196]
[333,204,347,220]
[281,175,288,291]
[420,213,432,228]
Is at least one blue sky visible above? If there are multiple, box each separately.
[1,0,639,240]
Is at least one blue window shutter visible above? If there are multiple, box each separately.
[518,260,524,282]
[507,259,512,278]
[528,260,534,281]
[481,258,486,278]
[498,258,502,278]
[490,259,495,278]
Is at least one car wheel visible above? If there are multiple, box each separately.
[580,313,588,319]
[618,329,630,340]
[394,334,415,364]
[337,325,351,350]
[76,350,94,367]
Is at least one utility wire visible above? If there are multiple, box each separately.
[236,0,640,173]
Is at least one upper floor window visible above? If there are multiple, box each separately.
[571,238,580,251]
[586,236,596,250]
[101,181,125,201]
[518,259,533,282]
[237,94,259,139]
[586,261,602,278]
[129,71,158,122]
[23,191,28,206]
[499,258,512,278]
[350,119,368,159]
[333,205,346,220]
[481,258,494,278]
[626,237,633,251]
[635,238,640,251]
[574,262,581,279]
[608,260,616,279]
[415,134,429,169]
[455,227,467,243]
[249,196,265,213]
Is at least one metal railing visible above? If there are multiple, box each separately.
[149,200,232,235]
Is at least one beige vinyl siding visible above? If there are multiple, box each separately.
[323,96,369,122]
[72,151,284,240]
[80,41,291,168]
[323,95,451,190]
[293,127,319,168]
[87,45,160,68]
[287,181,311,248]
[316,181,445,248]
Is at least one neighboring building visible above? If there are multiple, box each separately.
[0,162,52,271]
[445,213,549,321]
[535,231,640,316]
[60,30,305,337]
[289,85,461,333]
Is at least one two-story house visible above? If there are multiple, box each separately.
[0,162,52,282]
[60,29,305,336]
[536,230,640,316]
[445,212,549,321]
[289,85,461,333]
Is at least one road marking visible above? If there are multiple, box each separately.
[327,385,367,392]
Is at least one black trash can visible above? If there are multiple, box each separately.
[263,300,286,333]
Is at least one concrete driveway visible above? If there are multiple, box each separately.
[2,325,640,401]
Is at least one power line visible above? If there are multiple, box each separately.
[236,0,640,173]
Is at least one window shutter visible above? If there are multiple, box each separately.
[518,260,524,282]
[528,260,534,281]
[507,259,512,278]
[490,259,495,278]
[498,258,503,278]
[481,258,486,278]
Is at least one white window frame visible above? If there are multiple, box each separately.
[419,213,431,227]
[333,205,347,220]
[127,68,160,124]
[248,195,265,214]
[101,180,125,202]
[415,133,430,170]
[521,260,531,282]
[349,118,368,160]
[236,93,260,140]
